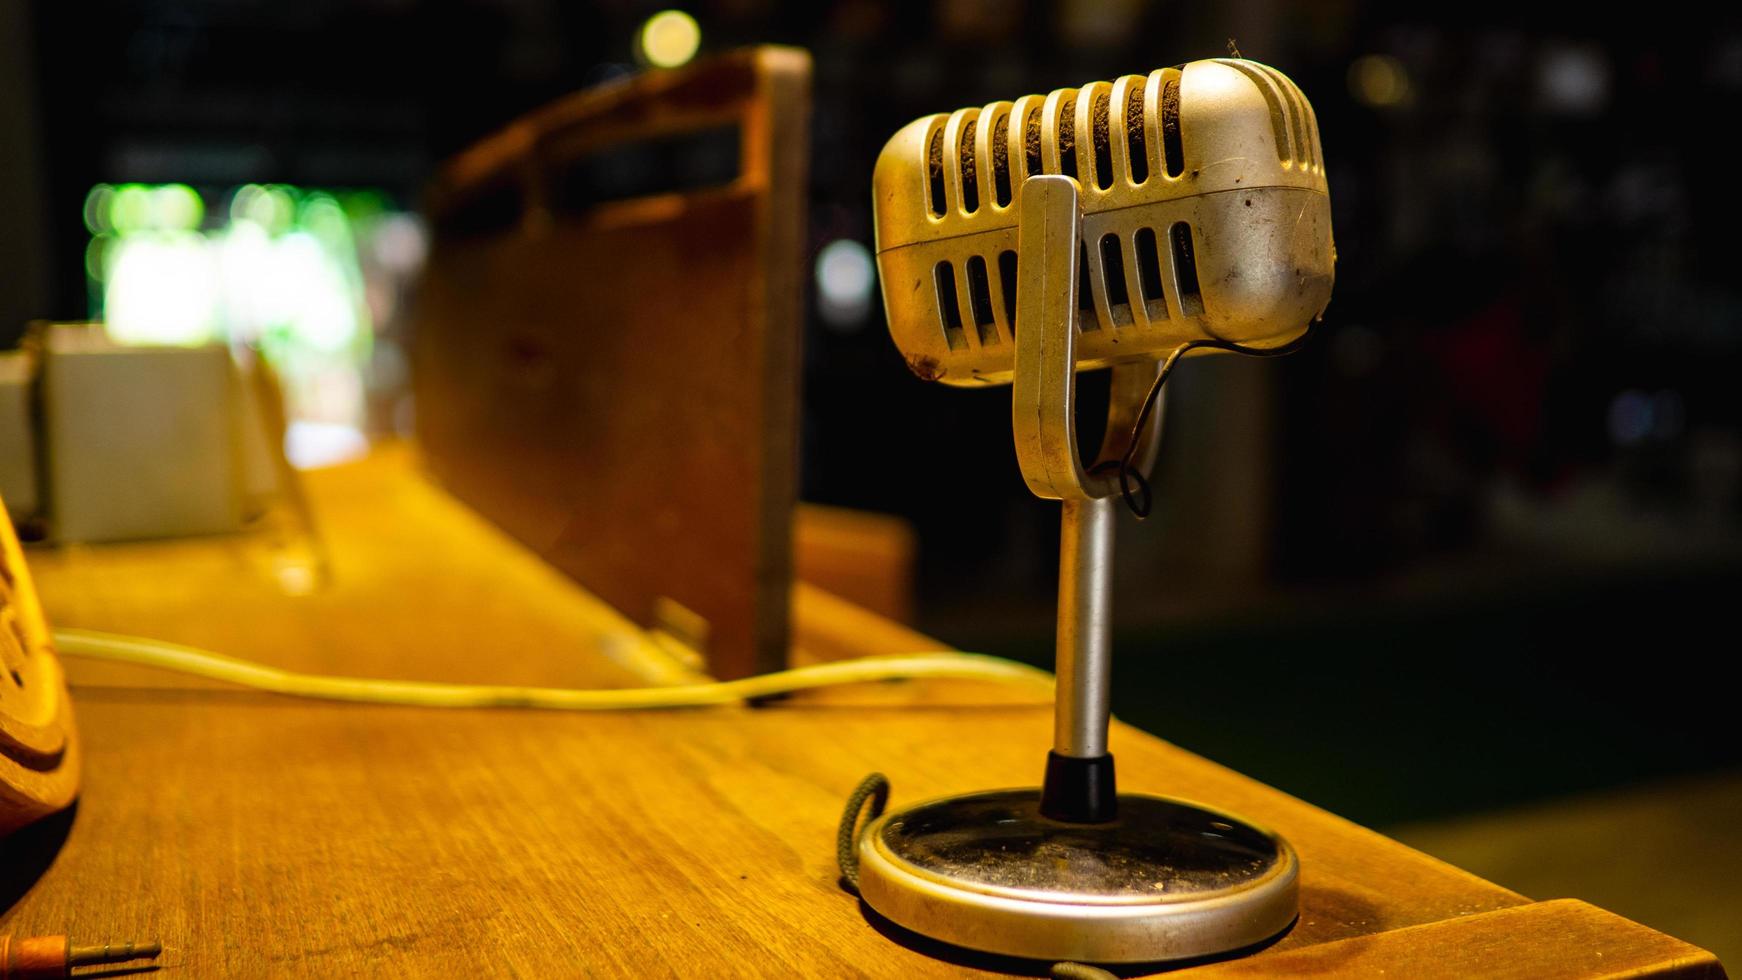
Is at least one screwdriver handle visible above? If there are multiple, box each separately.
[0,935,162,979]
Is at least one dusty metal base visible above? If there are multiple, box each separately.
[856,789,1298,964]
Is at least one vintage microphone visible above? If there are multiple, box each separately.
[855,59,1334,963]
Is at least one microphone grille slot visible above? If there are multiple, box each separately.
[934,260,968,349]
[959,118,979,213]
[1264,63,1321,171]
[1024,106,1043,178]
[1160,75,1184,178]
[1076,240,1096,328]
[998,250,1018,331]
[1217,59,1321,172]
[991,110,1012,207]
[1262,63,1315,168]
[1275,71,1309,165]
[1134,227,1167,321]
[965,254,998,345]
[1091,91,1113,191]
[1100,233,1132,326]
[1169,221,1205,316]
[927,126,947,216]
[1217,60,1288,165]
[1125,83,1148,184]
[902,61,1325,230]
[1056,101,1078,182]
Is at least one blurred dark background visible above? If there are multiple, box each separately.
[3,0,1740,838]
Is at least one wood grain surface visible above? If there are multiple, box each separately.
[0,451,1723,977]
[1186,899,1726,979]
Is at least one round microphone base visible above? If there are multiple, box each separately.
[856,789,1297,965]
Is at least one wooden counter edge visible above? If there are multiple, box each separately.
[1180,898,1727,979]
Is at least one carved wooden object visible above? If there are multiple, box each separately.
[0,494,79,836]
[412,47,810,679]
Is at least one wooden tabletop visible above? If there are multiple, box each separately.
[0,450,1724,977]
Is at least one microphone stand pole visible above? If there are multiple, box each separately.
[1010,174,1163,823]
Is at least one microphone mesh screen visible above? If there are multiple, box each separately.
[959,119,979,212]
[1091,91,1113,190]
[1161,78,1183,177]
[875,60,1332,384]
[991,111,1012,206]
[1126,84,1148,184]
[1056,104,1077,181]
[928,127,946,216]
[1024,107,1043,178]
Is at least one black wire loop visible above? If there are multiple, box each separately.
[836,772,891,894]
[1105,333,1313,520]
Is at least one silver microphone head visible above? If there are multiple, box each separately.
[873,58,1335,386]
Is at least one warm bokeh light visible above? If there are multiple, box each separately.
[1348,54,1410,108]
[638,10,701,69]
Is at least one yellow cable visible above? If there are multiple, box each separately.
[51,628,1052,711]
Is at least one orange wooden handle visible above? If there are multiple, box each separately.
[0,934,68,980]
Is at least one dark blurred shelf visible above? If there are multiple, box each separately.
[928,554,1742,826]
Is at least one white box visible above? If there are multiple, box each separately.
[42,326,244,542]
[0,351,35,519]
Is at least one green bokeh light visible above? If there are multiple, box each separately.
[83,184,114,235]
[110,185,153,234]
[154,184,204,230]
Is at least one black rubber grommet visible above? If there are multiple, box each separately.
[1040,751,1118,823]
